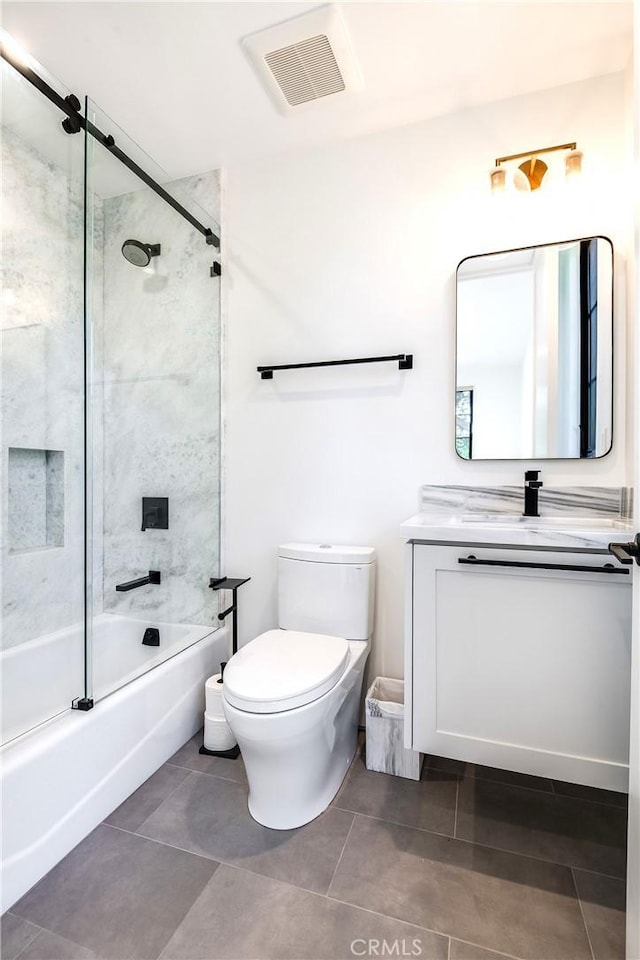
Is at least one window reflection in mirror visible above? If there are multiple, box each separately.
[455,237,613,461]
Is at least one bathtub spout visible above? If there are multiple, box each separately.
[115,571,161,592]
[142,628,160,646]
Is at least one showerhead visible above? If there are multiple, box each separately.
[121,239,161,267]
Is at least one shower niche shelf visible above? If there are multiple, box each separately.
[8,448,64,553]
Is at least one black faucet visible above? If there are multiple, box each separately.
[116,571,161,592]
[523,470,543,517]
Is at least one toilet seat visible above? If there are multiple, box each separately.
[223,629,350,714]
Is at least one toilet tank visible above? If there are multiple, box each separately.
[278,543,376,640]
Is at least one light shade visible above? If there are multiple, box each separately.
[489,167,507,192]
[565,149,583,178]
[514,156,548,191]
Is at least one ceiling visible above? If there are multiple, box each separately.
[2,1,634,180]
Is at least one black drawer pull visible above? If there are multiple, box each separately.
[458,556,629,575]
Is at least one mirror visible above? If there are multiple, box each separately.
[455,236,613,460]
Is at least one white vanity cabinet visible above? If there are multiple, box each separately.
[405,540,633,791]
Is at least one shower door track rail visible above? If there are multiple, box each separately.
[1,42,220,248]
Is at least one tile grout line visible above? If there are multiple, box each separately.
[325,889,524,960]
[323,889,454,944]
[5,914,48,960]
[330,810,626,882]
[331,805,457,841]
[547,785,628,810]
[449,936,523,960]
[103,822,224,867]
[447,935,452,960]
[325,813,357,897]
[164,759,245,785]
[570,866,597,960]
[105,767,201,833]
[426,764,627,810]
[6,914,114,960]
[452,834,627,883]
[426,763,554,798]
[220,860,440,935]
[453,777,459,838]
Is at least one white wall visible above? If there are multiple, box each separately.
[225,72,632,682]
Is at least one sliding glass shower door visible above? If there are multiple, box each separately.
[1,49,87,742]
[84,98,222,704]
[1,40,223,744]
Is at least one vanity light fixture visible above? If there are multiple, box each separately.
[490,142,582,192]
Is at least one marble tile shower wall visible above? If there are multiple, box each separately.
[1,127,103,651]
[100,171,221,628]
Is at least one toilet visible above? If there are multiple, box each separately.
[222,542,375,829]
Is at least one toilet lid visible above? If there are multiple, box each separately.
[223,629,350,714]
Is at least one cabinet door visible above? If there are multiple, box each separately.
[410,544,632,790]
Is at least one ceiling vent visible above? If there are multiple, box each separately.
[243,5,363,114]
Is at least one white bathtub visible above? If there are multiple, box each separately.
[1,615,228,912]
[2,613,221,745]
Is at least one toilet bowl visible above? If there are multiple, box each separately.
[222,543,375,830]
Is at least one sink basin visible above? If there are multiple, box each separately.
[458,514,628,530]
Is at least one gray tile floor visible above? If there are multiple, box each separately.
[2,734,627,960]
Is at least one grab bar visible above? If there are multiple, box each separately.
[115,570,161,591]
[458,556,629,575]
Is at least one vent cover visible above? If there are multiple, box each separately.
[243,6,363,114]
[264,35,345,107]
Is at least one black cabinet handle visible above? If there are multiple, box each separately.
[458,556,629,575]
[608,535,640,567]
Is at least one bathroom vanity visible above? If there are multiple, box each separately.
[402,510,634,792]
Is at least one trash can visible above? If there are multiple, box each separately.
[365,677,423,780]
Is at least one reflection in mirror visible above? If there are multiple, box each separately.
[455,237,613,460]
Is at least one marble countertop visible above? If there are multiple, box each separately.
[401,511,634,551]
